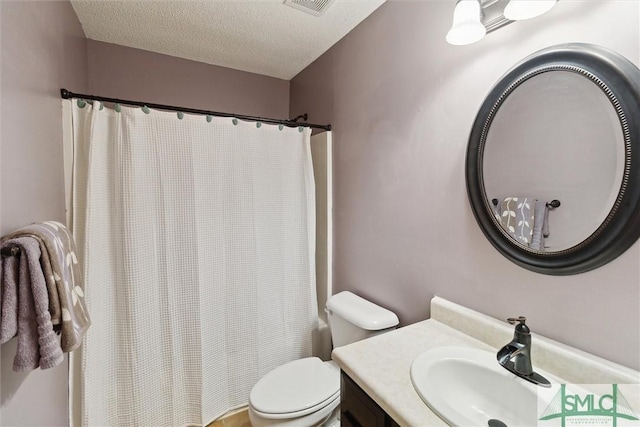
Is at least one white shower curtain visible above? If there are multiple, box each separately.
[68,101,317,426]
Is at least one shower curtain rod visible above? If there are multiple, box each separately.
[60,89,331,131]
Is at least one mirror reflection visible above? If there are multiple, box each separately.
[482,71,625,252]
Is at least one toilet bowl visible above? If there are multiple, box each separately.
[248,357,341,427]
[248,291,399,427]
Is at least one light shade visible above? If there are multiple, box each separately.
[503,0,557,20]
[446,0,486,46]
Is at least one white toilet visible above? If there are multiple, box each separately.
[248,291,399,427]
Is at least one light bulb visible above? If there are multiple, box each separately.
[504,0,557,20]
[446,0,486,46]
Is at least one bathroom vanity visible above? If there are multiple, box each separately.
[332,297,639,427]
[341,372,400,427]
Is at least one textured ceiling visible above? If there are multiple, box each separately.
[71,0,386,80]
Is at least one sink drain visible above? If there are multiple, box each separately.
[488,419,508,427]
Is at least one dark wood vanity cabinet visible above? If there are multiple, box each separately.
[341,371,401,427]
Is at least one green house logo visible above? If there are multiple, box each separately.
[540,384,639,426]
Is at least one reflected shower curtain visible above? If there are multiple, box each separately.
[68,102,317,426]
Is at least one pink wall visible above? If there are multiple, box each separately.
[87,40,290,120]
[290,0,640,370]
[1,1,88,425]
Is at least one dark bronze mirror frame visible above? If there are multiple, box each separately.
[466,43,640,275]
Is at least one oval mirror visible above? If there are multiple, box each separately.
[466,43,640,275]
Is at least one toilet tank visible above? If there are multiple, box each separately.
[325,291,399,348]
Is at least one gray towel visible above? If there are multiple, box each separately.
[543,204,551,238]
[1,238,64,371]
[2,222,90,352]
[23,234,61,326]
[1,255,19,343]
[530,200,546,251]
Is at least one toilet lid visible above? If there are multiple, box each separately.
[250,357,340,415]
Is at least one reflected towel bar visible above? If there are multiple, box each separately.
[491,199,560,208]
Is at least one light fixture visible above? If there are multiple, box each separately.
[503,0,557,20]
[446,0,559,45]
[446,0,487,46]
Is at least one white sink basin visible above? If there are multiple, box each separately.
[411,346,557,427]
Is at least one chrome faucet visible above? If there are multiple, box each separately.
[497,316,551,387]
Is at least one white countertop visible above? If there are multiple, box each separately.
[331,297,640,427]
[333,319,490,427]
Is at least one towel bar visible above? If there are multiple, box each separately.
[1,246,20,257]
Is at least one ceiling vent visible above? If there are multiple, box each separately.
[284,0,336,17]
